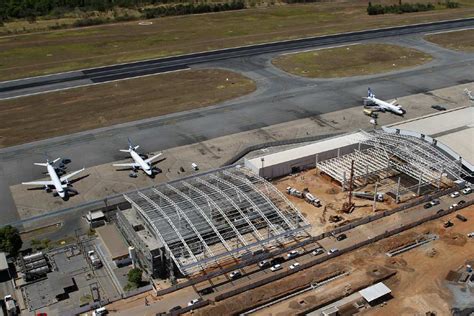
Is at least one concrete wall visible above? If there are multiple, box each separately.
[245,143,360,179]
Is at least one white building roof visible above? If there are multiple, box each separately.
[86,210,105,221]
[359,282,391,302]
[388,107,474,171]
[0,252,8,271]
[246,132,368,168]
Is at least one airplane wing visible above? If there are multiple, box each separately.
[22,180,54,186]
[144,153,162,164]
[113,162,139,168]
[389,100,398,105]
[60,168,85,182]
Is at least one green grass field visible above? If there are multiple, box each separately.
[272,43,433,78]
[0,1,473,80]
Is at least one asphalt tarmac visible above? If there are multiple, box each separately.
[0,30,473,225]
[0,18,473,100]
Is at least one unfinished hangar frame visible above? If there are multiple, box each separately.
[123,166,309,275]
[317,129,469,196]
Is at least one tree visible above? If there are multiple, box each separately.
[127,268,142,287]
[0,225,22,257]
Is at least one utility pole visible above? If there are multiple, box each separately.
[373,182,378,212]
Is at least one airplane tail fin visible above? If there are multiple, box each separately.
[368,88,375,98]
[34,163,48,167]
[127,137,140,151]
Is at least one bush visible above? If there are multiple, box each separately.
[127,268,143,287]
[445,1,460,8]
[0,225,22,257]
[142,0,245,19]
[367,2,436,15]
[73,17,110,27]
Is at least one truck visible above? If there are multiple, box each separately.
[352,191,384,202]
[88,250,102,269]
[286,187,303,198]
[4,295,17,316]
[303,192,321,207]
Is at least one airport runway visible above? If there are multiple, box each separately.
[0,18,473,99]
[0,29,473,224]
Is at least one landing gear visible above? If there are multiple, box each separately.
[129,172,138,178]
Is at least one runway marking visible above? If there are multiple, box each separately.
[0,68,190,101]
[280,43,361,56]
[424,27,474,36]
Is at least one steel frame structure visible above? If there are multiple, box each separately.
[317,130,466,191]
[124,167,309,275]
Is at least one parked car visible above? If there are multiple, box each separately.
[458,200,466,206]
[289,262,300,270]
[424,203,432,209]
[436,209,445,214]
[199,287,214,295]
[462,187,472,195]
[188,298,201,306]
[336,233,347,241]
[258,260,271,269]
[88,250,102,269]
[270,257,285,266]
[270,264,282,272]
[312,248,324,256]
[92,307,108,316]
[286,250,299,259]
[467,232,474,238]
[456,214,467,222]
[229,270,242,280]
[450,191,460,198]
[431,104,447,111]
[449,203,458,210]
[169,305,182,312]
[327,248,339,255]
[429,199,440,207]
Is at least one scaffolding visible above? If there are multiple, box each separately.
[123,166,310,275]
[317,130,467,194]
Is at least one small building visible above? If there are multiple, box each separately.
[86,210,106,228]
[321,306,339,316]
[96,224,131,267]
[359,282,392,306]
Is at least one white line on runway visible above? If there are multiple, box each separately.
[424,27,474,36]
[0,68,190,101]
[280,42,361,56]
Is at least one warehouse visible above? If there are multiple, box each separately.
[117,166,310,277]
[244,132,367,179]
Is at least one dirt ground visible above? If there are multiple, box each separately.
[272,43,432,78]
[425,28,474,53]
[1,1,473,79]
[253,205,474,316]
[0,68,255,147]
[273,168,399,236]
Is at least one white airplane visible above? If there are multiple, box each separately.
[363,88,406,116]
[113,139,162,176]
[464,88,474,101]
[22,158,85,199]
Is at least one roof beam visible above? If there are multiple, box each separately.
[137,191,199,264]
[166,184,233,253]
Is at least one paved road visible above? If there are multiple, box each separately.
[0,18,473,100]
[0,29,473,224]
[143,191,472,315]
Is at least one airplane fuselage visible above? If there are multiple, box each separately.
[366,96,405,115]
[130,150,153,176]
[46,163,66,198]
